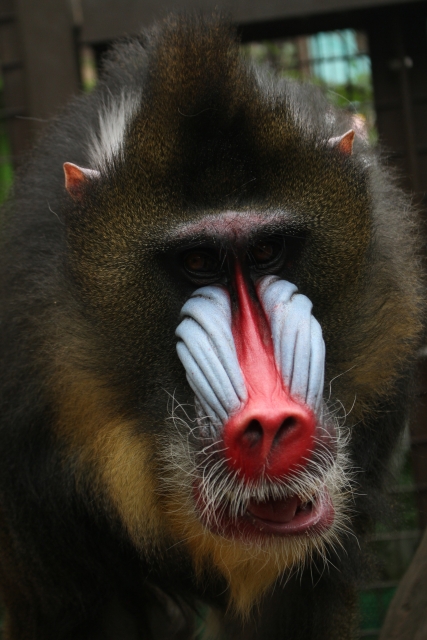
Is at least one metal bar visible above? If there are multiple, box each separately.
[365,530,421,542]
[361,580,399,590]
[387,484,427,493]
[391,12,419,192]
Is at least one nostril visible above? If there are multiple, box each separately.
[272,416,298,449]
[241,420,263,448]
[223,400,316,480]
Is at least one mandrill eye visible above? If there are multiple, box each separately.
[181,248,222,283]
[249,238,286,272]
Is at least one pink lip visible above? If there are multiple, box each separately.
[243,492,335,535]
[194,486,335,539]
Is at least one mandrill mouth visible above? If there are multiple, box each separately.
[194,482,335,540]
[244,492,334,535]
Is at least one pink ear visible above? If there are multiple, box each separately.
[327,129,355,156]
[63,162,100,199]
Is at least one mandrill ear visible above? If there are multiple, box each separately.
[327,129,355,156]
[63,162,100,199]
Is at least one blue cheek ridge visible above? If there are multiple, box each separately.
[175,286,247,425]
[258,276,325,414]
[175,340,228,423]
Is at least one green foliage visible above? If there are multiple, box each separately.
[357,448,420,637]
[359,586,396,635]
[0,125,13,204]
[241,33,377,144]
[0,75,13,203]
[80,46,98,93]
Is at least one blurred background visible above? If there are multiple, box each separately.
[1,0,427,638]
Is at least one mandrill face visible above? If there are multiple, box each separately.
[174,215,341,540]
[152,207,354,608]
[63,105,366,612]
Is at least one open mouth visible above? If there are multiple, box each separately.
[195,485,335,539]
[243,492,334,535]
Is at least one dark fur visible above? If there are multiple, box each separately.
[0,15,423,639]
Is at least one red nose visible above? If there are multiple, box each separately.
[226,265,316,481]
[223,385,315,479]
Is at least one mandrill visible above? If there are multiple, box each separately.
[0,14,423,640]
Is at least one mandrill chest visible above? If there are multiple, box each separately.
[170,213,342,544]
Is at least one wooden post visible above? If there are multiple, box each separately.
[12,0,80,145]
[379,527,427,639]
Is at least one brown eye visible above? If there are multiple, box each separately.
[184,251,216,272]
[182,248,221,281]
[249,238,285,271]
[252,241,276,263]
